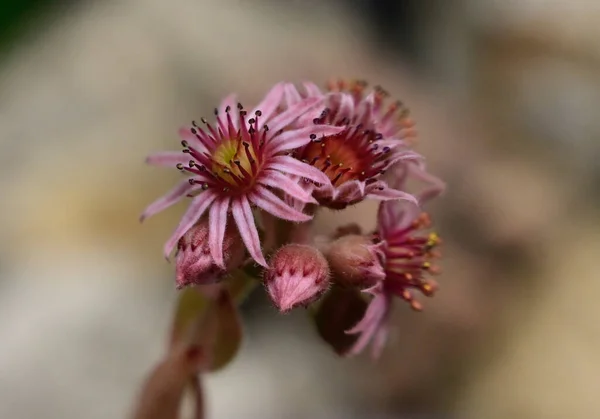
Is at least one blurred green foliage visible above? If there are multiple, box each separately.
[0,0,53,53]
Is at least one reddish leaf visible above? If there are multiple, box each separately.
[313,286,368,355]
[131,342,205,419]
[205,289,243,372]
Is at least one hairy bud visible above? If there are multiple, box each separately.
[175,220,245,289]
[265,244,330,312]
[325,235,385,288]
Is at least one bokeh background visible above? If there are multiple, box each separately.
[1,0,599,418]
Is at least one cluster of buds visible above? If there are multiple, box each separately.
[142,79,445,361]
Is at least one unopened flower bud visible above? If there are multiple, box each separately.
[175,220,245,289]
[265,244,330,312]
[325,235,385,289]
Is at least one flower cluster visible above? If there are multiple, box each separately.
[142,79,445,360]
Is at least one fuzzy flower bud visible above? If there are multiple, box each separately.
[175,220,245,289]
[265,244,330,312]
[325,235,386,289]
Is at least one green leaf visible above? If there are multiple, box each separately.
[171,287,210,345]
[313,286,368,356]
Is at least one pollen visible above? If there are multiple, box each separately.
[383,211,442,309]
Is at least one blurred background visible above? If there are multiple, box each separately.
[1,0,599,418]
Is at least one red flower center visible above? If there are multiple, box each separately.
[298,127,390,186]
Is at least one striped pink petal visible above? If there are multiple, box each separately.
[303,82,323,98]
[332,180,365,203]
[140,179,197,222]
[337,93,355,121]
[265,155,331,186]
[366,181,418,204]
[146,151,187,168]
[355,91,374,124]
[267,97,321,133]
[250,185,312,222]
[378,200,420,236]
[259,171,317,204]
[266,124,344,155]
[250,82,285,124]
[409,164,446,204]
[345,286,391,358]
[218,94,238,119]
[179,127,211,151]
[163,191,218,259]
[231,196,267,267]
[208,197,231,268]
[284,83,302,106]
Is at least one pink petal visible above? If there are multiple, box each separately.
[267,97,321,133]
[163,191,218,259]
[259,171,317,204]
[250,82,285,124]
[140,179,197,222]
[284,83,303,106]
[366,181,418,204]
[250,185,312,222]
[231,196,267,267]
[355,92,374,124]
[386,150,422,166]
[219,93,238,116]
[218,94,239,132]
[179,127,211,151]
[345,289,391,357]
[378,201,400,234]
[337,93,355,120]
[408,164,446,204]
[303,82,323,98]
[208,197,231,268]
[378,200,420,236]
[146,151,187,168]
[266,124,344,155]
[373,138,408,150]
[265,155,331,186]
[284,175,315,213]
[370,321,390,359]
[333,180,365,203]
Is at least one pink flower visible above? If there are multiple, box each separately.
[264,244,330,312]
[346,200,442,358]
[174,219,245,289]
[325,79,417,141]
[283,82,421,209]
[319,79,446,206]
[141,83,342,267]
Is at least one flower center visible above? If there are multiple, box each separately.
[177,106,267,196]
[298,128,389,186]
[382,213,441,311]
[211,135,258,187]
